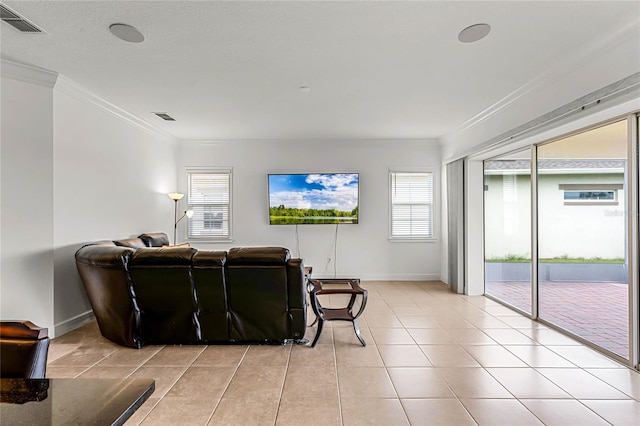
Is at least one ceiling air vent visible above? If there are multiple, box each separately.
[153,112,176,121]
[1,3,44,33]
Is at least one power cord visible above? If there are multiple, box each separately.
[333,223,339,278]
[295,224,302,258]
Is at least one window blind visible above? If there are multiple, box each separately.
[390,172,433,238]
[187,172,231,239]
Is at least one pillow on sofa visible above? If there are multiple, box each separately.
[113,238,147,249]
[162,243,191,248]
[138,232,170,247]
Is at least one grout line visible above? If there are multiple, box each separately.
[199,344,250,425]
[272,342,294,426]
[333,323,344,426]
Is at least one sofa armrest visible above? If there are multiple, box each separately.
[286,259,306,310]
[75,245,141,348]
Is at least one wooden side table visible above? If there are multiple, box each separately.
[307,278,368,347]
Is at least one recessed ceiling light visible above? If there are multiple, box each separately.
[458,23,491,43]
[299,86,311,93]
[109,23,144,43]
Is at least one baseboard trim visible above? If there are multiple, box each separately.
[311,274,442,281]
[53,311,95,338]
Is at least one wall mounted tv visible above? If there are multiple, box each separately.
[268,173,359,225]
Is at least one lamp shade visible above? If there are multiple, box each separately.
[186,210,194,218]
[168,193,184,201]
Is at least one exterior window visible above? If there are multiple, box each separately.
[564,190,615,201]
[559,184,621,205]
[389,171,434,239]
[187,170,231,240]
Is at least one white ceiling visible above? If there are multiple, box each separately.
[1,1,639,141]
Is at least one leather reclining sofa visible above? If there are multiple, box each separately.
[75,232,307,348]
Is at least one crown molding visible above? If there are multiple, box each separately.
[54,75,179,144]
[1,59,58,87]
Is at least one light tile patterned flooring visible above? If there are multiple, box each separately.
[46,281,640,425]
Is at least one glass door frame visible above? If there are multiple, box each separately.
[482,112,639,369]
[482,147,534,318]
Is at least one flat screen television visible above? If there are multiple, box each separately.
[268,173,359,225]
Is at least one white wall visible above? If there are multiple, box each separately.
[1,62,178,336]
[52,77,178,334]
[537,173,626,259]
[178,139,441,280]
[1,71,55,330]
[484,174,532,259]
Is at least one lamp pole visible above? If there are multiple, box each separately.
[173,198,179,245]
[168,193,185,246]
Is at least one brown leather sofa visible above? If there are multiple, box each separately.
[75,233,307,348]
[0,321,50,378]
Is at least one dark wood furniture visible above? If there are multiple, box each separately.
[0,377,154,425]
[308,278,368,347]
[0,321,50,379]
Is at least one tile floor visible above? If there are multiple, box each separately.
[46,281,640,425]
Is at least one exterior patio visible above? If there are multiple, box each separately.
[485,280,629,358]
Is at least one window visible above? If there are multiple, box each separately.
[564,190,615,201]
[389,171,434,239]
[559,184,621,205]
[187,170,231,240]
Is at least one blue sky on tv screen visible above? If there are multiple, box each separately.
[269,173,359,211]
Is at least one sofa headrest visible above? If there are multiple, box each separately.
[113,238,146,249]
[75,245,134,267]
[131,247,196,266]
[138,232,170,247]
[227,247,291,265]
[193,251,227,267]
[85,240,117,247]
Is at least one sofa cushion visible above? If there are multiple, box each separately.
[193,251,227,267]
[138,232,170,247]
[227,247,291,265]
[131,247,196,266]
[113,238,147,249]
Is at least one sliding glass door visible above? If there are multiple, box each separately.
[483,117,635,363]
[537,119,630,358]
[484,148,532,313]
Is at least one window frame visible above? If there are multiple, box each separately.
[388,169,436,241]
[185,167,233,242]
[559,183,622,206]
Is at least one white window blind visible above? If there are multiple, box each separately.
[390,171,433,238]
[187,171,231,239]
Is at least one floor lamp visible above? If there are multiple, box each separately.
[168,193,184,245]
